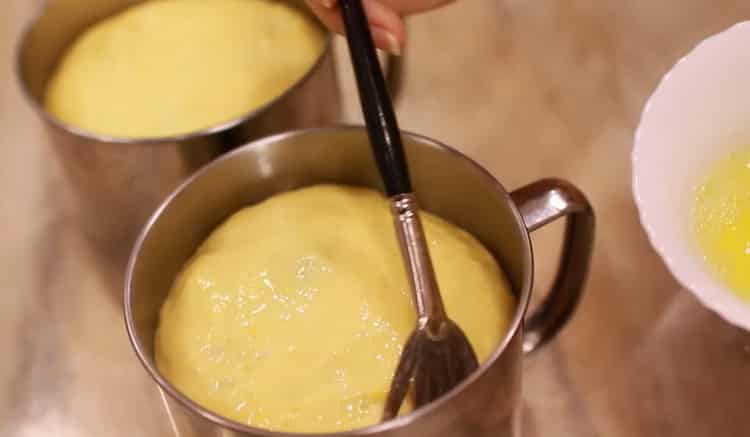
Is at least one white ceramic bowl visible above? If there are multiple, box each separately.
[633,21,750,331]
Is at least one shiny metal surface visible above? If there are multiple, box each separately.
[510,180,595,353]
[14,0,341,266]
[124,126,594,437]
[390,194,449,334]
[383,193,479,420]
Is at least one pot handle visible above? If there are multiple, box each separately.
[509,178,595,354]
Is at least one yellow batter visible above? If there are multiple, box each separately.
[155,185,516,433]
[44,0,325,138]
[694,148,750,302]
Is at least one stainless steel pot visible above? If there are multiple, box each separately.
[124,126,595,437]
[15,0,401,265]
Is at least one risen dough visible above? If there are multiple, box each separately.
[44,0,324,138]
[156,185,516,433]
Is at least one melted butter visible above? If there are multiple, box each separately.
[155,185,517,433]
[44,0,325,138]
[693,149,750,302]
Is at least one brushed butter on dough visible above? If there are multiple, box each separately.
[155,185,516,433]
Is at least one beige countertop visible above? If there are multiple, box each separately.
[2,1,750,436]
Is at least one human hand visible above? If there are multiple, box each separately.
[305,0,454,55]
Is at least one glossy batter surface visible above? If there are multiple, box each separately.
[44,0,324,138]
[155,185,516,433]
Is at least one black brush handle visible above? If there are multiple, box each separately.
[339,0,412,197]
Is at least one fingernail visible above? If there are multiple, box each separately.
[372,28,402,56]
[384,32,402,56]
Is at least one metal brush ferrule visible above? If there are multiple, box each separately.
[390,194,447,338]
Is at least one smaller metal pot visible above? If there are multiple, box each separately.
[15,0,401,264]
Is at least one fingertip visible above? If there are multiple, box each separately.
[361,0,406,52]
[371,27,403,56]
[306,0,406,54]
[386,17,407,49]
[305,0,345,34]
[307,0,336,8]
